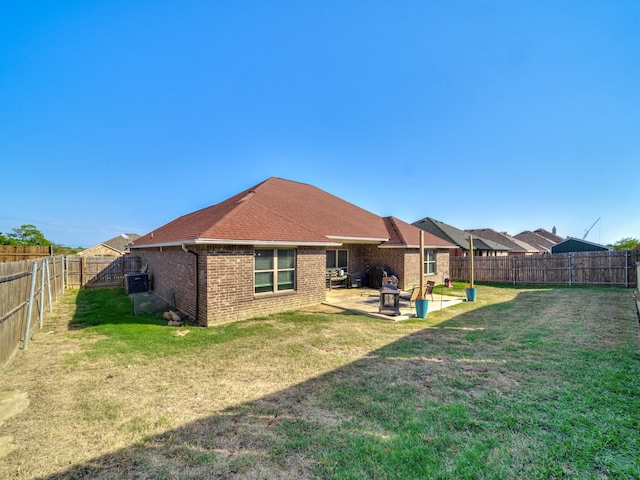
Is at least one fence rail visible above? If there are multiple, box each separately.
[450,251,640,287]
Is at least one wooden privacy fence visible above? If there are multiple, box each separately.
[65,256,142,288]
[0,245,52,262]
[0,256,65,374]
[1,255,143,373]
[450,251,640,287]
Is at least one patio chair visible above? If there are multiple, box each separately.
[425,281,435,301]
[406,286,422,307]
[404,281,435,305]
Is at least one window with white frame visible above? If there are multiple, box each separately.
[254,248,296,294]
[424,249,436,275]
[326,249,348,270]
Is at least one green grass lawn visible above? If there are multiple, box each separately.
[1,285,639,479]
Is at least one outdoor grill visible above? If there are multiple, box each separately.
[379,284,401,316]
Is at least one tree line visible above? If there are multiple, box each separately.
[0,224,83,255]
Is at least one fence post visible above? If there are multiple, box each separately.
[568,253,573,286]
[24,261,39,350]
[61,256,66,292]
[625,251,629,288]
[39,260,45,328]
[81,255,85,288]
[512,256,517,285]
[51,255,57,300]
[45,258,52,312]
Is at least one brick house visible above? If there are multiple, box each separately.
[130,178,454,326]
[79,233,141,257]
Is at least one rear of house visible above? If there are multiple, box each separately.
[130,178,454,326]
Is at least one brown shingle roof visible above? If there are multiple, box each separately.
[132,178,450,248]
[383,217,456,248]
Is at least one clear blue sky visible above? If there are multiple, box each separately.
[1,1,638,248]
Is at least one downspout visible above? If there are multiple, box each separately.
[181,244,199,324]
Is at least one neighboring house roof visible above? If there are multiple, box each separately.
[412,217,510,252]
[513,230,556,252]
[79,233,141,256]
[550,237,611,254]
[533,228,563,244]
[104,233,141,252]
[131,178,455,249]
[382,217,456,249]
[466,228,539,254]
[510,236,543,253]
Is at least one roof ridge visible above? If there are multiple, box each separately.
[383,217,405,245]
[214,184,332,241]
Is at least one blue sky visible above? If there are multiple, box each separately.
[1,1,638,248]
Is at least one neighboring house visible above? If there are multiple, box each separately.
[550,238,611,254]
[412,217,510,257]
[78,233,141,257]
[513,230,557,253]
[129,177,455,326]
[533,227,563,244]
[465,228,539,256]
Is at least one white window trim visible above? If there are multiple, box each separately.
[326,249,348,270]
[254,248,296,294]
[424,249,436,275]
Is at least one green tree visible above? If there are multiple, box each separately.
[6,224,52,246]
[0,231,16,245]
[51,243,83,255]
[611,237,639,251]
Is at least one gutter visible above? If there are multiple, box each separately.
[129,238,342,249]
[181,244,199,324]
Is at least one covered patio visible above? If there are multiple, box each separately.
[323,286,465,321]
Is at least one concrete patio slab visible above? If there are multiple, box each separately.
[323,287,465,321]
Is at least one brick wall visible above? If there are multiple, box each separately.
[204,246,326,326]
[135,246,199,320]
[135,245,327,327]
[346,244,414,289]
[403,249,450,287]
[346,244,450,289]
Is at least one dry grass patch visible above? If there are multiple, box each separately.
[0,285,638,479]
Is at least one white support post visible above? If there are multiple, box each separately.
[39,260,45,328]
[45,258,52,313]
[52,256,57,300]
[24,261,39,350]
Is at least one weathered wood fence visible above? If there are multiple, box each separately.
[65,256,142,288]
[0,256,65,374]
[1,255,143,373]
[450,251,640,287]
[0,245,52,262]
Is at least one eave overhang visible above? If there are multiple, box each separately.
[325,235,389,244]
[379,243,457,249]
[129,237,342,249]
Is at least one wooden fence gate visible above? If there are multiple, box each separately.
[65,256,142,288]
